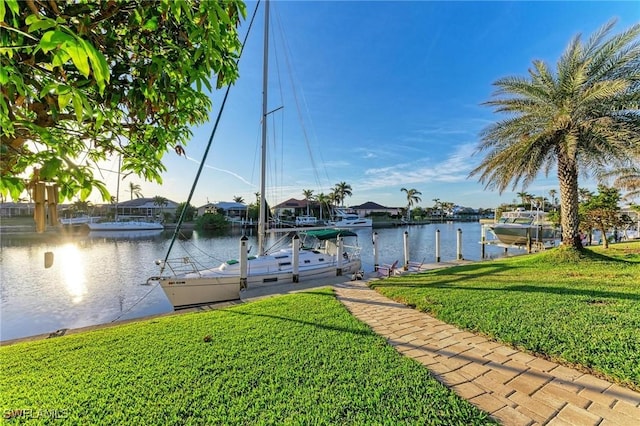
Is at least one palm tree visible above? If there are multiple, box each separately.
[302,189,314,216]
[600,166,640,201]
[333,182,352,207]
[401,188,422,221]
[233,195,244,203]
[578,188,594,203]
[432,198,441,221]
[153,195,168,218]
[441,202,455,216]
[128,182,143,200]
[516,191,531,207]
[534,196,547,211]
[316,192,330,221]
[470,20,640,249]
[72,200,92,213]
[548,189,558,209]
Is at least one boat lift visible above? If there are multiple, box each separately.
[480,223,555,258]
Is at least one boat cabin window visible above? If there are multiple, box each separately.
[513,218,532,224]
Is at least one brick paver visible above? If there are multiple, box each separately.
[334,280,640,426]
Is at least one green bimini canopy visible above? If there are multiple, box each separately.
[302,229,358,240]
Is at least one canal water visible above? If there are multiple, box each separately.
[0,222,514,341]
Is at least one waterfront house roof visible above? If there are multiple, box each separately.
[117,197,179,209]
[212,202,247,211]
[273,198,318,209]
[351,201,389,210]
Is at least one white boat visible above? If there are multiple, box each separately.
[295,215,318,226]
[151,1,362,309]
[59,214,101,226]
[87,216,163,231]
[155,229,362,309]
[329,208,372,228]
[488,208,558,245]
[89,229,163,239]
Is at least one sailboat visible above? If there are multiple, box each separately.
[151,1,362,309]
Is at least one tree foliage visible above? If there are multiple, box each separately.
[175,201,196,222]
[470,19,640,249]
[196,212,229,231]
[580,185,623,248]
[0,0,246,201]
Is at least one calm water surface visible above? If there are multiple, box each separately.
[1,222,514,341]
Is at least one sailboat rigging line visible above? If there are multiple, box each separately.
[161,1,262,271]
[109,280,160,324]
[272,7,329,190]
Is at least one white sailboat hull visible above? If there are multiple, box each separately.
[157,257,361,309]
[87,221,163,231]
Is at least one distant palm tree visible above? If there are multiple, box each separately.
[578,188,594,203]
[441,201,455,218]
[516,191,532,207]
[533,196,547,211]
[72,200,92,212]
[333,182,352,207]
[153,196,168,217]
[470,20,640,249]
[600,167,640,201]
[128,182,143,200]
[548,189,558,209]
[432,198,442,221]
[316,192,330,221]
[302,189,314,216]
[401,188,422,221]
[233,195,244,203]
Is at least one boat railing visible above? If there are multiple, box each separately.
[342,244,361,260]
[155,257,205,277]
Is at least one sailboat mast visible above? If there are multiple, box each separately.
[258,0,269,256]
[115,155,121,221]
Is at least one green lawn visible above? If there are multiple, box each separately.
[373,241,640,390]
[0,288,494,425]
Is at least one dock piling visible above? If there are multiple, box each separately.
[403,231,409,271]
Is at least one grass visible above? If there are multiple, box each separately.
[372,241,640,390]
[0,288,494,425]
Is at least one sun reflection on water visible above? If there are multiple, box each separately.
[58,243,88,303]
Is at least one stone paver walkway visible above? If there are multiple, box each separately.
[334,280,640,426]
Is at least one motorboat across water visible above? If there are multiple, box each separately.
[488,208,558,246]
[329,208,372,229]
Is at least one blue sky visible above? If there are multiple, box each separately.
[117,1,639,209]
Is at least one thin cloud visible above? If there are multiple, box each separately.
[358,143,478,190]
[185,156,257,188]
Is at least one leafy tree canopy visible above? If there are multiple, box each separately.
[580,185,624,248]
[0,0,246,201]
